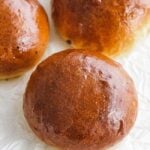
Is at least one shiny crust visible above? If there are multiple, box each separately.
[0,0,50,79]
[24,49,138,150]
[52,0,150,56]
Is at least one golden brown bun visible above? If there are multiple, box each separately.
[52,0,150,56]
[0,0,50,80]
[24,49,138,150]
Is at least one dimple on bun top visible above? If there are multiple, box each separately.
[52,0,150,56]
[24,49,138,150]
[0,0,49,79]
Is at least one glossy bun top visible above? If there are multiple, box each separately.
[52,0,150,56]
[24,49,138,150]
[0,0,49,79]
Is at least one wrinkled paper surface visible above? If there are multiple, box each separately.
[0,0,150,150]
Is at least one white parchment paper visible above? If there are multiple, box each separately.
[0,0,150,149]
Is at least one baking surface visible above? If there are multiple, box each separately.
[0,0,150,150]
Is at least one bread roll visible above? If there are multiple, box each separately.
[24,49,138,150]
[52,0,150,56]
[0,0,49,79]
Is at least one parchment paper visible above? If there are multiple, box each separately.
[0,1,150,150]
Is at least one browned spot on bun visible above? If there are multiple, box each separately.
[24,49,138,150]
[0,0,50,79]
[52,0,150,56]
